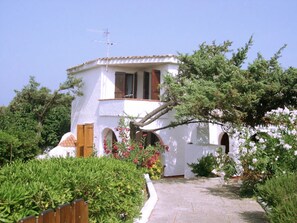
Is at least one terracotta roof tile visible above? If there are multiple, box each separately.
[58,134,76,147]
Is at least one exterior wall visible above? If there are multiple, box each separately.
[69,57,233,177]
[71,66,103,140]
[159,122,195,176]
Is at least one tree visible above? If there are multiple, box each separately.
[130,37,297,137]
[0,75,82,164]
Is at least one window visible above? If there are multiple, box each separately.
[115,72,137,98]
[143,70,160,100]
[114,70,160,100]
[143,72,150,99]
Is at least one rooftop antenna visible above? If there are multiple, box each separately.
[88,28,115,71]
[103,29,114,72]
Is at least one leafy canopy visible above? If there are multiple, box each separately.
[0,75,82,165]
[162,37,297,127]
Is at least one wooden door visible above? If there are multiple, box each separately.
[76,125,84,157]
[76,124,94,157]
[84,124,94,157]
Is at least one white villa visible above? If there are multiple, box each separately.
[67,54,232,178]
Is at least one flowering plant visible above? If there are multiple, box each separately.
[233,107,297,195]
[104,117,168,175]
[212,147,238,179]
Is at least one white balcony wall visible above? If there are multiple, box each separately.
[98,99,164,118]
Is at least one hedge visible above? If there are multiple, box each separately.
[256,173,297,223]
[0,157,145,223]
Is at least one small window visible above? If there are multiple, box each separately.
[115,72,137,98]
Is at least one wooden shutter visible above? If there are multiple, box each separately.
[76,124,94,157]
[151,69,160,100]
[76,124,84,157]
[115,72,125,98]
[84,124,94,157]
[143,72,150,99]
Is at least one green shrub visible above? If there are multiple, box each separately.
[146,158,163,180]
[256,173,297,223]
[188,153,216,177]
[0,157,145,223]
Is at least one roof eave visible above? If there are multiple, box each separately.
[67,54,179,74]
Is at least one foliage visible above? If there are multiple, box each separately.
[0,76,82,165]
[188,153,217,177]
[0,157,145,223]
[0,131,21,166]
[104,117,167,179]
[256,173,297,223]
[213,147,238,179]
[233,108,297,196]
[0,108,41,166]
[162,37,297,128]
[146,158,163,180]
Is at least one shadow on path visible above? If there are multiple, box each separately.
[240,211,269,223]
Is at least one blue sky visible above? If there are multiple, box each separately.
[1,0,297,106]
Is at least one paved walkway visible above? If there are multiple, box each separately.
[148,177,268,223]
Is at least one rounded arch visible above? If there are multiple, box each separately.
[102,128,117,154]
[220,132,230,154]
[135,130,164,147]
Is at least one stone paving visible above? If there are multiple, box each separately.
[148,177,268,223]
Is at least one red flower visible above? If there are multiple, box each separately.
[164,145,169,152]
[113,145,118,150]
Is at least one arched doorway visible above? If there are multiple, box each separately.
[102,128,117,154]
[220,132,229,154]
[135,131,162,147]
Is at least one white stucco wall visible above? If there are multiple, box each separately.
[71,67,102,130]
[69,58,233,177]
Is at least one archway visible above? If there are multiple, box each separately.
[102,128,117,154]
[220,132,229,154]
[135,130,163,147]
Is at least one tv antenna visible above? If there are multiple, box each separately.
[88,28,115,71]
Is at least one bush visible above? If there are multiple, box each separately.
[104,116,167,177]
[256,173,297,223]
[0,157,145,223]
[213,147,238,179]
[188,153,217,177]
[146,158,163,180]
[223,108,297,197]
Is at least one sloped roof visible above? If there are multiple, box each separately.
[67,54,179,74]
[58,132,76,147]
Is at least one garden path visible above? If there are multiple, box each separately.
[148,177,268,223]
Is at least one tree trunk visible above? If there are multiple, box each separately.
[129,121,137,140]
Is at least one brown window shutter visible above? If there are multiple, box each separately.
[115,72,125,98]
[83,124,94,157]
[151,69,160,100]
[76,124,84,157]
